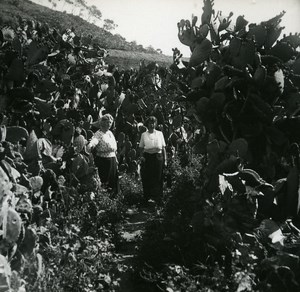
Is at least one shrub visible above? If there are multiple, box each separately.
[119,173,143,206]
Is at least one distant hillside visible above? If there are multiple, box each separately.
[106,49,174,69]
[0,0,179,68]
[0,0,130,50]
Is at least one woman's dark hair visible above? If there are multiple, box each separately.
[145,116,157,127]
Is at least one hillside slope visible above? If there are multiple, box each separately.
[0,0,177,68]
[106,49,174,69]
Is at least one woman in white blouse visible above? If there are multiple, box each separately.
[139,116,167,202]
[88,114,119,193]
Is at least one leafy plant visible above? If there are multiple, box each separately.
[135,1,300,290]
[119,173,143,206]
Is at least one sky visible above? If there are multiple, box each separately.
[86,0,300,57]
[31,0,300,57]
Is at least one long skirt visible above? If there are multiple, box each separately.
[141,152,164,201]
[94,156,119,194]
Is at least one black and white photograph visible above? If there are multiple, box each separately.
[1,0,300,291]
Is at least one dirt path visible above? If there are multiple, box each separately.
[116,203,157,291]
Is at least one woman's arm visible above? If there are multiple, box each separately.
[86,137,98,152]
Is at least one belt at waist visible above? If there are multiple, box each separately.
[95,152,116,158]
[144,151,162,155]
[143,152,162,156]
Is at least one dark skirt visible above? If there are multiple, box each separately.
[141,152,164,200]
[94,156,119,194]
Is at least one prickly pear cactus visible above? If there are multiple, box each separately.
[71,154,89,179]
[0,166,13,205]
[0,206,22,245]
[177,17,213,67]
[227,138,248,159]
[269,41,295,62]
[29,176,43,194]
[19,226,38,256]
[52,119,75,146]
[73,135,86,154]
[23,130,39,162]
[190,38,212,68]
[172,114,182,129]
[16,195,33,216]
[0,126,6,142]
[208,92,226,110]
[205,61,222,87]
[0,254,11,291]
[292,57,300,75]
[281,32,300,49]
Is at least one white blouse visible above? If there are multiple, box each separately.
[139,130,166,154]
[88,130,117,157]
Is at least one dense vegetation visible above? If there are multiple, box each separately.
[134,2,300,291]
[1,0,300,291]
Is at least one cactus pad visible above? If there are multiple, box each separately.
[0,207,22,244]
